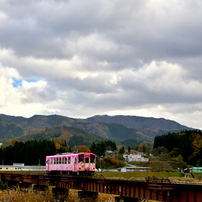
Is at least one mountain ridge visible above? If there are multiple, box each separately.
[0,114,193,145]
[87,114,190,130]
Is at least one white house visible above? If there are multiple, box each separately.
[123,152,149,162]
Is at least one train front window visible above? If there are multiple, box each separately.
[90,155,95,163]
[79,154,84,163]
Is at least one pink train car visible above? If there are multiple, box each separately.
[46,152,96,175]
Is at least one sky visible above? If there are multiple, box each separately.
[0,0,202,129]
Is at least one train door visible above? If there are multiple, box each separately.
[85,154,90,170]
[74,156,78,172]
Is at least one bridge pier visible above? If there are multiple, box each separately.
[115,196,140,202]
[52,187,69,202]
[6,181,18,190]
[78,191,98,202]
[19,182,32,192]
[33,184,49,195]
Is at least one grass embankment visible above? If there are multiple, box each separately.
[96,171,202,185]
[95,171,183,180]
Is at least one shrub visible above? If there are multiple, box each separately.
[0,180,8,190]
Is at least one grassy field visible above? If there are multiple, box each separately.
[95,171,184,179]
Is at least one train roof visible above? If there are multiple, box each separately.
[46,152,95,158]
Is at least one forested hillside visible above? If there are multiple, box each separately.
[154,130,202,166]
[87,115,190,130]
[0,118,37,142]
[0,114,193,144]
[18,125,105,147]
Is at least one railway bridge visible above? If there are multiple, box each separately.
[0,172,202,202]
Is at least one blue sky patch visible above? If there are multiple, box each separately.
[12,77,44,87]
[26,78,43,83]
[12,78,22,87]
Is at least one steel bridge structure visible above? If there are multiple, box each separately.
[0,172,202,202]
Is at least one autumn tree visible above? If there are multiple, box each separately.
[10,139,20,146]
[192,133,202,154]
[78,145,91,152]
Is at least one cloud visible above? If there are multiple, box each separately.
[0,0,202,130]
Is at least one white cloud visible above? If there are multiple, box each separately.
[0,0,202,130]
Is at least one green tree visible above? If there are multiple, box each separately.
[90,141,106,157]
[118,146,125,155]
[90,142,97,154]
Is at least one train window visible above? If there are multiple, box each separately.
[65,157,67,164]
[54,158,57,164]
[51,159,54,164]
[79,154,84,163]
[62,157,65,164]
[68,157,71,164]
[85,158,89,163]
[90,155,95,163]
[59,158,61,164]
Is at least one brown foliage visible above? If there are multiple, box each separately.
[78,145,91,152]
[10,139,20,146]
[192,133,202,154]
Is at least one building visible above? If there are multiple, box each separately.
[0,163,45,171]
[120,166,152,172]
[0,165,18,171]
[123,152,149,162]
[105,150,115,157]
[190,167,202,173]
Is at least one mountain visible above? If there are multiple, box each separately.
[0,118,37,143]
[18,125,105,147]
[87,115,190,130]
[0,114,193,145]
[86,115,192,139]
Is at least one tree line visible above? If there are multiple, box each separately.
[0,140,63,165]
[90,140,117,157]
[153,130,202,166]
[0,139,119,165]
